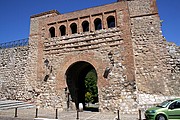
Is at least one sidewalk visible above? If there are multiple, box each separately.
[0,108,139,120]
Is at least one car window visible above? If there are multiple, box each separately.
[169,101,180,109]
[157,100,174,108]
[174,101,180,108]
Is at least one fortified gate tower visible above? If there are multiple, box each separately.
[25,0,179,113]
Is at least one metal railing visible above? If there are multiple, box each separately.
[0,38,29,49]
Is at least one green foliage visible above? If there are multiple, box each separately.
[85,69,98,103]
[85,92,94,103]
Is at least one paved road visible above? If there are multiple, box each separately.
[0,108,139,120]
[0,100,141,120]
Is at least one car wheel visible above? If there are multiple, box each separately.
[156,114,166,120]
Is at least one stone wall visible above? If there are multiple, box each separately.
[129,0,180,110]
[128,0,157,17]
[31,1,136,113]
[138,93,177,114]
[129,0,168,94]
[166,43,180,95]
[131,15,168,94]
[42,27,137,113]
[0,46,33,101]
[0,0,179,114]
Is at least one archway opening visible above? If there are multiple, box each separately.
[49,27,55,38]
[82,21,89,32]
[107,16,115,28]
[70,23,77,34]
[59,25,66,36]
[94,18,102,30]
[65,61,99,111]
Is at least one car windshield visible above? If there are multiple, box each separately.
[157,100,174,108]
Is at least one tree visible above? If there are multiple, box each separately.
[85,69,98,104]
[85,92,94,106]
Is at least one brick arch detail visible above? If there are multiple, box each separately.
[48,25,56,37]
[56,52,109,90]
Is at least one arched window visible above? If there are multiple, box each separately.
[94,18,102,30]
[107,16,115,28]
[59,25,66,36]
[49,27,55,38]
[70,23,77,34]
[82,21,89,32]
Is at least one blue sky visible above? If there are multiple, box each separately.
[0,0,179,46]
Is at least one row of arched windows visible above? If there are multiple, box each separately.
[49,16,116,38]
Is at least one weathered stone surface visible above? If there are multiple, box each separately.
[0,47,33,101]
[0,0,179,114]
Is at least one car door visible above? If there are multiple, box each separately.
[168,100,180,119]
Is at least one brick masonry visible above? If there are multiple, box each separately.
[0,0,179,114]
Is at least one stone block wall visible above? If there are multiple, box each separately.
[128,0,157,17]
[29,1,136,113]
[42,27,137,113]
[129,0,168,94]
[166,43,180,95]
[0,47,34,101]
[129,0,180,110]
[131,14,168,94]
[0,0,179,114]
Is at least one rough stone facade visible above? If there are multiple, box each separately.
[0,0,179,114]
[0,47,32,100]
[166,43,180,95]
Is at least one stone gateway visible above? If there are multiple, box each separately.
[0,0,179,114]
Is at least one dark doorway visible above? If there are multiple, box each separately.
[65,61,99,111]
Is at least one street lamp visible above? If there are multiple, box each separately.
[108,52,114,66]
[44,59,53,82]
[44,59,49,67]
[103,52,115,78]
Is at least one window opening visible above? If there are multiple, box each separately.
[174,101,180,108]
[60,25,66,36]
[94,18,102,30]
[82,21,89,32]
[70,23,77,34]
[107,16,115,28]
[49,27,55,38]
